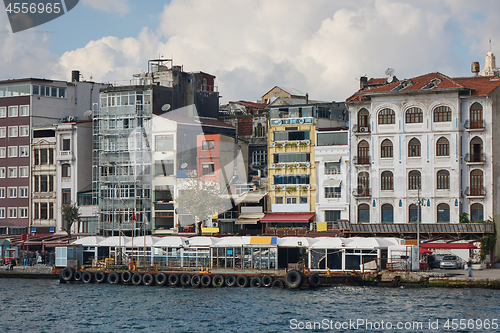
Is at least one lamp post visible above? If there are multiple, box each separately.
[416,186,426,254]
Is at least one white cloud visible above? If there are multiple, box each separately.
[81,0,129,15]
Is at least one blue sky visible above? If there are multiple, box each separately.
[0,0,499,103]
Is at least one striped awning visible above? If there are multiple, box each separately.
[235,213,265,225]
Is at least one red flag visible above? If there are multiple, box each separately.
[132,210,136,222]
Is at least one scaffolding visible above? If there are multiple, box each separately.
[93,88,153,236]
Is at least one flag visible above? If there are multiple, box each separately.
[132,210,136,222]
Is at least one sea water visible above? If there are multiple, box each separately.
[0,279,499,332]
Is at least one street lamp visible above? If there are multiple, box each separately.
[416,187,426,253]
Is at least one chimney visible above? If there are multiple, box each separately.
[71,70,80,82]
[305,93,309,104]
[360,76,368,89]
[471,62,480,76]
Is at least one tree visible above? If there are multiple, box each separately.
[175,176,231,235]
[62,203,80,238]
[480,219,497,262]
[459,213,470,224]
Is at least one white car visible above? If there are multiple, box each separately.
[439,255,462,269]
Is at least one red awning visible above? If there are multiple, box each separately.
[420,247,432,254]
[421,242,477,250]
[260,213,315,223]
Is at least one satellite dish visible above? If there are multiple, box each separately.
[387,76,394,83]
[84,110,93,119]
[161,104,171,112]
[385,68,395,76]
[180,162,188,169]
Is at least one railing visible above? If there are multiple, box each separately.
[270,117,314,126]
[352,188,371,197]
[464,120,485,130]
[464,153,485,163]
[325,192,341,198]
[352,124,371,134]
[325,169,341,175]
[464,186,485,197]
[353,155,371,165]
[265,227,308,236]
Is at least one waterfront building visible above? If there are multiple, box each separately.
[263,102,347,232]
[346,54,500,239]
[0,73,105,235]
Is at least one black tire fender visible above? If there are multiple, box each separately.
[107,271,120,284]
[143,273,154,286]
[61,267,75,282]
[180,273,191,286]
[271,279,284,288]
[285,270,302,289]
[121,270,133,283]
[132,272,143,285]
[82,271,93,284]
[250,276,262,287]
[308,273,321,288]
[201,275,212,287]
[236,275,249,287]
[155,272,167,286]
[191,275,201,288]
[225,274,236,287]
[212,274,224,287]
[262,275,273,287]
[73,270,82,282]
[168,273,179,287]
[95,271,106,283]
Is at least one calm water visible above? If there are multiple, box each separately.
[0,279,499,333]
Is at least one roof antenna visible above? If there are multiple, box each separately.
[489,38,492,53]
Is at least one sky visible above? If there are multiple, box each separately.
[0,0,499,104]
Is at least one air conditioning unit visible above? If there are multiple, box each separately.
[212,222,218,228]
[360,127,367,132]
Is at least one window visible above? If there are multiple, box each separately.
[409,204,419,223]
[437,203,450,222]
[252,150,267,166]
[437,170,450,189]
[19,166,28,178]
[0,167,4,178]
[273,130,310,141]
[59,88,66,98]
[19,125,29,137]
[8,146,17,158]
[19,187,28,198]
[8,208,17,218]
[8,167,17,178]
[300,197,307,204]
[381,171,394,191]
[378,108,395,124]
[0,208,4,218]
[273,152,309,164]
[202,163,215,175]
[155,135,174,151]
[62,189,71,204]
[470,169,484,195]
[0,127,5,138]
[325,210,341,222]
[0,107,5,117]
[19,146,29,157]
[202,140,215,150]
[433,106,452,122]
[275,197,283,204]
[8,106,18,117]
[0,147,5,158]
[0,187,4,198]
[405,107,423,123]
[20,105,29,116]
[317,132,348,146]
[255,123,265,138]
[357,172,370,196]
[62,139,71,151]
[154,160,174,176]
[60,164,71,177]
[381,204,394,223]
[273,174,310,185]
[408,138,421,157]
[325,187,341,198]
[436,137,449,156]
[20,208,28,218]
[469,103,483,128]
[357,140,369,164]
[408,170,421,190]
[380,139,393,158]
[325,162,341,175]
[469,136,483,162]
[358,108,369,127]
[8,126,18,137]
[286,197,297,204]
[470,203,484,222]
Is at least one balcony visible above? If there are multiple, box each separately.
[352,124,371,134]
[465,186,485,197]
[353,155,371,165]
[270,117,314,126]
[464,153,485,164]
[464,120,485,131]
[352,188,371,197]
[56,150,74,161]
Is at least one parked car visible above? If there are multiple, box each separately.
[439,255,462,269]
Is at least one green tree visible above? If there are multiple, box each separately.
[62,203,80,239]
[459,213,470,224]
[480,219,497,262]
[175,177,230,235]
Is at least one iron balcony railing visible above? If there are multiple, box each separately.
[464,186,485,197]
[464,153,485,163]
[353,155,371,165]
[464,120,485,130]
[352,124,371,134]
[352,187,371,197]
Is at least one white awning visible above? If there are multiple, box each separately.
[234,192,267,204]
[234,213,265,224]
[324,179,341,187]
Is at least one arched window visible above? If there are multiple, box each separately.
[405,107,423,123]
[358,204,370,223]
[470,169,484,196]
[358,108,369,128]
[469,102,483,129]
[409,204,418,223]
[437,203,450,222]
[381,171,393,191]
[470,203,484,222]
[408,170,421,190]
[436,137,449,156]
[357,172,370,196]
[408,138,421,157]
[433,106,452,122]
[380,139,393,158]
[469,136,483,162]
[255,123,265,137]
[437,170,450,189]
[381,204,394,223]
[378,108,395,124]
[357,140,369,164]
